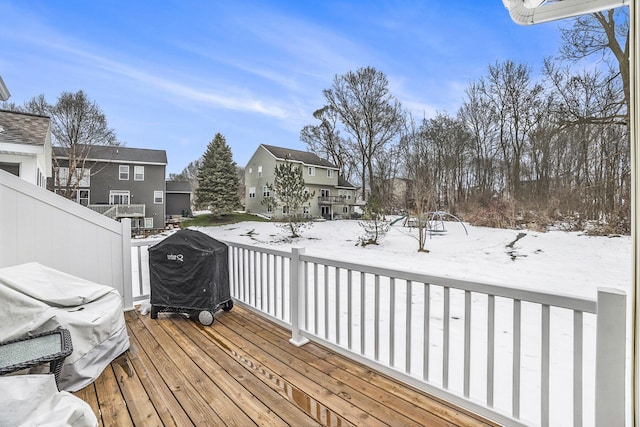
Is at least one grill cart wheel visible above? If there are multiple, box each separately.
[150,306,158,319]
[222,300,234,312]
[198,310,214,326]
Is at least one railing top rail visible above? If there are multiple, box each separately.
[223,240,292,258]
[299,252,598,313]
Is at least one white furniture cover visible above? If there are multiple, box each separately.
[0,262,130,391]
[0,374,98,427]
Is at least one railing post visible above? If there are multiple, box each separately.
[121,218,134,310]
[595,287,626,426]
[289,247,309,347]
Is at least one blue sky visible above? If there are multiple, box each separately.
[0,0,566,176]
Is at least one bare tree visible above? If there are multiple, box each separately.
[322,66,404,201]
[559,9,629,118]
[481,60,545,200]
[300,106,356,183]
[23,91,119,198]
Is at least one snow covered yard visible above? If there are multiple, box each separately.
[196,218,631,298]
[193,218,631,426]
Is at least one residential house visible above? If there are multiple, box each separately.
[52,145,167,229]
[245,144,357,219]
[0,109,52,188]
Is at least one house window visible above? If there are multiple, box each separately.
[343,206,349,214]
[249,167,252,174]
[119,165,129,180]
[154,191,164,204]
[308,166,315,176]
[57,167,90,187]
[266,205,273,213]
[134,166,145,181]
[263,186,270,197]
[282,206,290,214]
[249,187,256,198]
[258,166,262,178]
[321,189,330,197]
[303,206,310,214]
[144,218,154,229]
[109,190,130,205]
[78,189,90,206]
[327,169,333,178]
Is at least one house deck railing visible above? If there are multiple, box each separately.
[318,196,349,204]
[130,237,626,427]
[89,204,145,219]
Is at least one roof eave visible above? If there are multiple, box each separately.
[503,0,629,25]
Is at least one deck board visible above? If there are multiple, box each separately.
[74,305,499,426]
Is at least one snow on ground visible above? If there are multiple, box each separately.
[195,217,631,299]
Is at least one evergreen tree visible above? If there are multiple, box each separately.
[262,159,314,238]
[195,133,240,216]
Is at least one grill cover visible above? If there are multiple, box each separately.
[148,229,230,312]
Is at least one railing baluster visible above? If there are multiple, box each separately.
[374,274,380,361]
[304,261,309,330]
[487,294,495,407]
[541,304,550,427]
[406,280,412,373]
[335,267,341,345]
[513,299,521,419]
[267,253,271,314]
[390,277,396,367]
[348,269,353,349]
[573,311,583,427]
[443,286,450,388]
[324,265,329,340]
[464,290,471,398]
[360,272,365,355]
[423,282,430,381]
[314,263,319,334]
[137,245,143,297]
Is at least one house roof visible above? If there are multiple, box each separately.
[0,109,50,146]
[166,181,191,193]
[261,144,337,169]
[337,175,356,189]
[53,144,167,165]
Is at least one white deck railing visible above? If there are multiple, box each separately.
[131,237,626,427]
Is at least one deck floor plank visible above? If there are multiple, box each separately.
[123,326,195,427]
[215,309,438,427]
[74,307,497,427]
[228,304,495,427]
[126,311,227,426]
[93,364,133,427]
[166,314,322,427]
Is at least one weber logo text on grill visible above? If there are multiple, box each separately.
[167,253,184,262]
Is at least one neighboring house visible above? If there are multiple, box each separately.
[245,144,357,219]
[165,180,192,217]
[0,110,52,188]
[52,145,167,229]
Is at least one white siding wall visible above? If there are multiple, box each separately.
[0,169,133,308]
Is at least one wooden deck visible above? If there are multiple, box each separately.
[74,305,499,427]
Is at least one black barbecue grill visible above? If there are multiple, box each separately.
[148,229,233,325]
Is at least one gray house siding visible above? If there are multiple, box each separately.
[53,145,167,229]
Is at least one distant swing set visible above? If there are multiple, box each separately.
[396,211,468,237]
